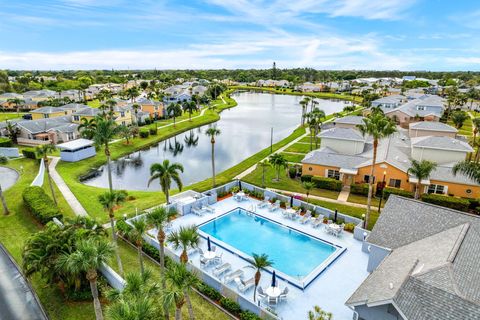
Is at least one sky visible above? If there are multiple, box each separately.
[0,0,480,70]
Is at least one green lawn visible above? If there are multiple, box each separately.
[242,166,340,200]
[299,136,316,143]
[448,116,473,137]
[0,112,25,121]
[87,99,101,108]
[283,142,312,154]
[347,193,384,208]
[281,152,306,163]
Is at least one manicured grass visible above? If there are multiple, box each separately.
[242,166,340,200]
[281,152,306,163]
[87,99,101,108]
[347,193,384,208]
[299,136,315,143]
[283,142,312,154]
[0,112,25,121]
[448,116,473,137]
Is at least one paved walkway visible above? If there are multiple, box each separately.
[337,187,350,202]
[49,157,88,216]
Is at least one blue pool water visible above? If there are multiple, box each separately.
[199,208,338,279]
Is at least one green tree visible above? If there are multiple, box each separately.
[35,143,58,205]
[453,161,480,184]
[98,190,127,275]
[126,217,148,275]
[303,181,315,203]
[299,98,309,126]
[247,253,273,302]
[92,116,120,192]
[205,127,221,187]
[7,97,24,116]
[167,225,200,264]
[407,160,438,199]
[5,121,20,144]
[167,103,182,127]
[472,117,480,162]
[451,111,468,129]
[148,159,184,204]
[125,87,140,103]
[269,153,288,181]
[356,113,397,228]
[78,117,97,140]
[308,305,333,320]
[182,101,198,121]
[131,103,141,124]
[164,263,199,320]
[258,159,271,188]
[118,125,133,144]
[58,238,114,320]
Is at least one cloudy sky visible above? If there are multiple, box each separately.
[0,0,479,70]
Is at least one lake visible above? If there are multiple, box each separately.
[82,92,351,191]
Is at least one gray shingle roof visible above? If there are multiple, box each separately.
[318,127,364,141]
[16,116,72,134]
[411,136,473,152]
[333,115,364,125]
[72,107,101,117]
[409,121,458,133]
[31,106,65,114]
[301,148,367,169]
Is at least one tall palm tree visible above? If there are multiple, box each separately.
[35,143,58,205]
[78,117,97,140]
[182,101,198,121]
[125,87,140,103]
[299,98,309,126]
[148,160,184,204]
[164,263,199,320]
[131,103,141,124]
[162,265,186,320]
[104,99,118,119]
[407,160,437,199]
[453,161,480,184]
[92,116,120,192]
[146,207,176,287]
[0,183,9,215]
[126,216,148,275]
[258,160,271,188]
[247,253,273,302]
[7,98,24,116]
[356,112,397,228]
[472,117,480,162]
[98,190,127,275]
[58,238,114,320]
[205,127,221,188]
[167,225,200,264]
[303,181,315,203]
[5,122,20,144]
[167,103,182,127]
[269,153,288,181]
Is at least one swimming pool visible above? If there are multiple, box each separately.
[199,208,344,288]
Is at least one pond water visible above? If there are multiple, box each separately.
[82,92,351,191]
[0,167,19,191]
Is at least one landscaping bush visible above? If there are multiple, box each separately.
[311,176,342,191]
[344,223,356,232]
[383,187,414,200]
[421,194,470,212]
[196,283,222,301]
[22,186,63,224]
[0,137,12,147]
[0,156,8,164]
[288,166,296,178]
[139,129,149,138]
[466,198,480,211]
[240,311,262,320]
[219,297,242,315]
[149,127,157,135]
[22,148,38,159]
[301,174,312,182]
[350,183,369,196]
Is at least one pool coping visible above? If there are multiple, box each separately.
[197,207,347,290]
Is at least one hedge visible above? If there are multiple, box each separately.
[149,127,157,135]
[300,174,312,182]
[383,187,414,200]
[22,186,63,223]
[0,137,12,147]
[22,148,38,159]
[421,193,470,212]
[350,183,369,196]
[139,129,149,138]
[311,176,342,191]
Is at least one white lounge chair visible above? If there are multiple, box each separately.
[213,263,232,277]
[223,269,244,284]
[191,207,205,216]
[292,209,302,220]
[199,255,209,268]
[312,215,324,228]
[258,197,270,208]
[213,251,223,264]
[235,277,255,293]
[269,200,280,212]
[300,212,312,224]
[279,287,289,301]
[201,204,215,214]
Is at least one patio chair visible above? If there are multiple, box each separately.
[270,200,280,212]
[200,255,209,268]
[201,204,215,214]
[213,252,223,264]
[191,207,205,216]
[281,210,290,219]
[257,287,267,300]
[279,287,289,302]
[223,269,244,284]
[235,277,255,293]
[300,212,312,224]
[213,262,232,277]
[268,296,278,305]
[293,209,302,220]
[285,203,291,210]
[258,197,270,208]
[198,248,204,255]
[312,215,324,228]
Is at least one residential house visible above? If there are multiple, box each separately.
[331,116,364,130]
[13,116,80,145]
[384,95,445,128]
[30,106,72,120]
[296,82,323,92]
[135,98,164,119]
[409,122,458,138]
[163,91,192,105]
[301,124,478,198]
[60,89,83,101]
[71,107,102,123]
[23,90,58,102]
[370,95,406,111]
[346,196,480,320]
[192,85,207,96]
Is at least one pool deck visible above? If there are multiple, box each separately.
[148,196,369,319]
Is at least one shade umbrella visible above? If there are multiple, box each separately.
[334,209,338,223]
[290,196,293,207]
[239,180,242,191]
[207,237,211,251]
[271,271,277,287]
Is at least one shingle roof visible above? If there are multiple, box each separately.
[318,127,364,141]
[72,107,101,117]
[411,136,473,152]
[16,116,72,134]
[409,121,458,133]
[301,148,367,169]
[30,106,65,114]
[333,115,364,125]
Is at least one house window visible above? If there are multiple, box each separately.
[416,106,426,111]
[327,169,340,180]
[308,167,312,171]
[43,114,49,118]
[364,175,375,183]
[388,179,401,188]
[466,189,472,194]
[67,132,74,140]
[428,184,445,194]
[120,112,125,117]
[73,116,80,121]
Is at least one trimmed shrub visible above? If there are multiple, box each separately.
[301,174,312,182]
[149,127,157,135]
[421,194,470,212]
[219,297,242,315]
[311,176,342,191]
[288,166,296,178]
[383,187,414,200]
[240,311,262,320]
[0,156,8,164]
[22,148,38,159]
[0,137,12,147]
[139,129,149,138]
[22,186,62,223]
[350,183,369,196]
[344,223,356,232]
[197,283,222,301]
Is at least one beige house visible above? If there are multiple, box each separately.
[408,121,457,138]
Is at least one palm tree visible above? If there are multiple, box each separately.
[78,117,97,140]
[125,87,140,103]
[164,263,199,320]
[205,127,221,188]
[35,143,58,205]
[472,117,480,162]
[167,103,182,127]
[162,265,187,320]
[148,159,184,204]
[258,159,271,188]
[308,305,333,320]
[98,190,127,275]
[7,98,24,116]
[247,253,273,302]
[303,181,315,203]
[58,238,114,320]
[131,103,141,124]
[269,153,288,181]
[104,99,118,119]
[182,101,198,121]
[167,225,200,264]
[0,183,9,215]
[146,207,176,287]
[126,216,148,275]
[451,111,468,129]
[356,113,397,228]
[453,161,480,184]
[92,116,120,192]
[407,160,437,199]
[5,122,20,144]
[299,98,309,126]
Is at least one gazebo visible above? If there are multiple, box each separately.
[57,138,96,162]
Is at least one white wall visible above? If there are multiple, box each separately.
[411,147,467,164]
[321,137,365,155]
